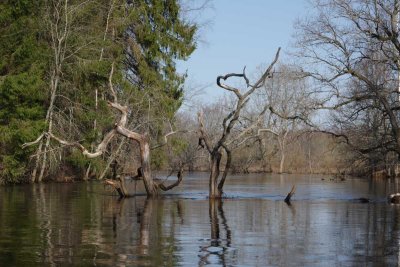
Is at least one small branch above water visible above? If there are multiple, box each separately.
[284,185,296,204]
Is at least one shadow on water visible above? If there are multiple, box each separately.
[2,174,400,266]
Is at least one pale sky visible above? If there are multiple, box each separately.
[177,0,310,104]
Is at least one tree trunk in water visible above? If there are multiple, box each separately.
[139,136,158,197]
[115,123,160,197]
[217,147,232,196]
[209,152,222,198]
[284,185,296,204]
[104,175,129,198]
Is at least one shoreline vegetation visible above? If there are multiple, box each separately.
[2,1,400,265]
[3,0,400,193]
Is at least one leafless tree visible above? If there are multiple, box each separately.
[258,64,312,173]
[198,48,280,198]
[295,0,400,168]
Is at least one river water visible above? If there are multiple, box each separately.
[1,173,400,266]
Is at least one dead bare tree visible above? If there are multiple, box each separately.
[23,64,183,198]
[198,48,280,198]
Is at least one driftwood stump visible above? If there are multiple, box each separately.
[284,185,296,204]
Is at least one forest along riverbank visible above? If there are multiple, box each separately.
[0,173,399,266]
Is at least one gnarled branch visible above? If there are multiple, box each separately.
[157,168,184,191]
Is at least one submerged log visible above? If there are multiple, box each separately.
[284,185,296,204]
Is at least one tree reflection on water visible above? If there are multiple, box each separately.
[198,199,233,266]
[1,175,400,266]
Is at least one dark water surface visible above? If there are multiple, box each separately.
[1,173,400,266]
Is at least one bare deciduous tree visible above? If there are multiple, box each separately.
[296,0,400,169]
[260,64,312,173]
[198,48,280,198]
